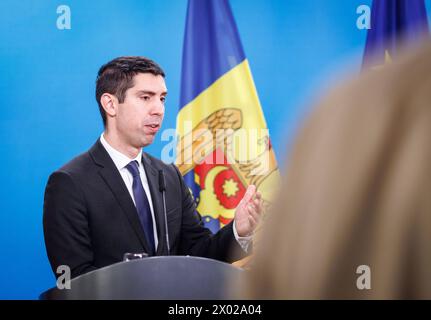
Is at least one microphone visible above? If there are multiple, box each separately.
[158,170,170,255]
[158,169,166,192]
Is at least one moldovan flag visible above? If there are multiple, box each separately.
[176,0,280,234]
[362,0,429,69]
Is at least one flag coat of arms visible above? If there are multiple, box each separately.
[176,0,280,233]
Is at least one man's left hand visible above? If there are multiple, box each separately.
[234,185,264,237]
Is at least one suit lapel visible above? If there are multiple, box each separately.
[89,140,152,255]
[142,152,167,256]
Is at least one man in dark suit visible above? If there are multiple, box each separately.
[43,56,263,278]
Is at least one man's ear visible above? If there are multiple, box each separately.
[100,93,118,118]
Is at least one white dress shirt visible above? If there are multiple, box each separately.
[100,133,159,250]
[100,133,251,253]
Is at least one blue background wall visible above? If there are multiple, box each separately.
[0,0,429,299]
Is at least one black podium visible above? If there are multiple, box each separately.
[40,256,244,300]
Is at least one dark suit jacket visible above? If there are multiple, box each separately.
[43,140,246,278]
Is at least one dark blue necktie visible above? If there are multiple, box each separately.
[125,160,156,255]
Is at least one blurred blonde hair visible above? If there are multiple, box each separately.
[244,42,431,299]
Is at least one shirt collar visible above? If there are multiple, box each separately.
[100,133,143,171]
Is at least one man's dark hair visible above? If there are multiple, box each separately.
[95,56,165,126]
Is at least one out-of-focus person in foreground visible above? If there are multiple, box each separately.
[243,41,431,299]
